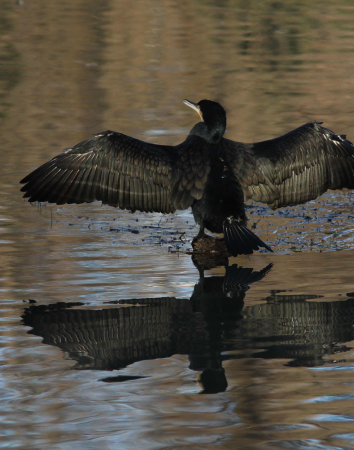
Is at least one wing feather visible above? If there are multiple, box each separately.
[21,132,177,213]
[169,136,211,209]
[221,122,354,209]
[21,131,212,215]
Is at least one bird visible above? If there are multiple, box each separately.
[20,99,354,256]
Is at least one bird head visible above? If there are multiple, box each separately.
[184,99,227,144]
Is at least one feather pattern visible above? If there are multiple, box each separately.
[223,220,272,256]
[20,131,211,215]
[220,122,354,209]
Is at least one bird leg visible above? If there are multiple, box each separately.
[193,225,206,241]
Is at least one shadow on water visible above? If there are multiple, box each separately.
[22,260,354,394]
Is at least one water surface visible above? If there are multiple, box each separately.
[2,1,354,448]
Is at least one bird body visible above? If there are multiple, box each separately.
[192,153,247,234]
[20,99,354,256]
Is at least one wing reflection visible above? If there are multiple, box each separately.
[22,263,354,393]
[240,292,354,367]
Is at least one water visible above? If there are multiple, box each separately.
[2,0,354,448]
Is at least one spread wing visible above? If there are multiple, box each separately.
[221,122,354,209]
[20,131,211,214]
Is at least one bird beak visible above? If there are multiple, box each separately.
[183,99,203,121]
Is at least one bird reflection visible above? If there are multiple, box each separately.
[243,291,354,367]
[22,264,354,393]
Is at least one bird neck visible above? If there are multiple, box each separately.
[189,122,225,144]
[207,121,225,144]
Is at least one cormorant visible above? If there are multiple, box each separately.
[20,99,354,256]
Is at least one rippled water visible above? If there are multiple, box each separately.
[2,0,354,448]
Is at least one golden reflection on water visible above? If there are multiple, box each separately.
[1,0,354,448]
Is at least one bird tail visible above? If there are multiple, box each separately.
[223,219,272,256]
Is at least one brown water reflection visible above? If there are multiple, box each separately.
[17,261,354,449]
[22,262,354,378]
[2,0,354,448]
[22,264,272,391]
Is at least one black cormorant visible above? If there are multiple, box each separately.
[20,99,354,256]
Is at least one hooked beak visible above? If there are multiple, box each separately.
[183,99,203,121]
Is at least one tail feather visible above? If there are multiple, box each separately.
[236,225,259,250]
[234,226,253,254]
[223,219,272,256]
[225,223,248,255]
